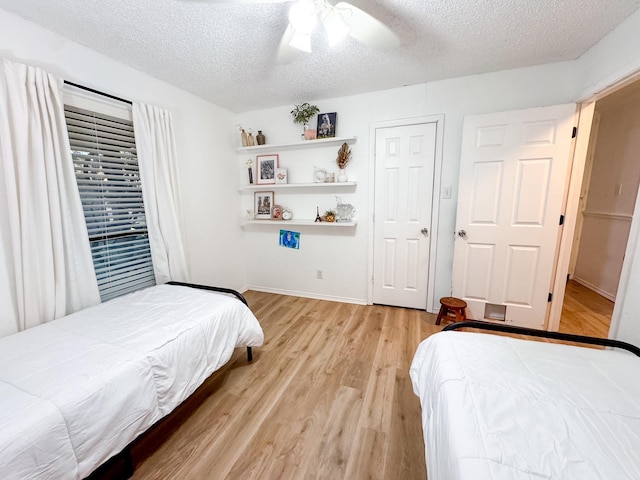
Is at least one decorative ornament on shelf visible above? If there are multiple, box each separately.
[336,196,355,223]
[256,130,266,145]
[313,166,327,183]
[290,102,319,140]
[282,208,293,221]
[246,158,254,184]
[324,210,336,222]
[241,128,248,147]
[336,142,351,182]
[315,206,322,222]
[247,130,255,146]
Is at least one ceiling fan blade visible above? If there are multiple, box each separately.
[335,2,400,50]
[277,24,303,64]
[185,0,290,3]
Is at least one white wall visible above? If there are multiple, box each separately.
[573,7,640,346]
[0,9,247,294]
[238,62,578,309]
[573,91,640,299]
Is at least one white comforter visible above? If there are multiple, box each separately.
[0,284,264,480]
[410,331,640,480]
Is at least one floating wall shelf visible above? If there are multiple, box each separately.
[236,136,357,154]
[241,181,357,191]
[243,219,357,227]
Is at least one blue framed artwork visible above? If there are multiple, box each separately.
[279,229,300,249]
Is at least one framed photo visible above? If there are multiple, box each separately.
[254,191,274,219]
[257,154,279,184]
[275,168,288,184]
[272,204,283,220]
[317,112,337,138]
[279,229,300,249]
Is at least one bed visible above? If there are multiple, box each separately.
[0,282,264,480]
[410,321,640,480]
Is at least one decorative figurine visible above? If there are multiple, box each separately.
[247,131,255,146]
[256,130,266,145]
[247,159,253,184]
[315,206,322,222]
[241,129,248,147]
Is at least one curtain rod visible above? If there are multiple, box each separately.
[64,80,132,106]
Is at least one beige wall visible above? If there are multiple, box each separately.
[573,89,640,299]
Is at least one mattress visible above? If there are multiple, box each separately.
[0,284,264,480]
[410,331,640,480]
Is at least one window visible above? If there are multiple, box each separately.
[64,104,156,301]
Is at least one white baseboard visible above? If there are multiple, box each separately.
[572,277,616,302]
[246,285,368,305]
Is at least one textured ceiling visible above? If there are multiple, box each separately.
[1,0,639,112]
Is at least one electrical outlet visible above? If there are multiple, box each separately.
[442,186,452,199]
[317,269,324,280]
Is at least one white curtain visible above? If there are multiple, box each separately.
[0,59,100,335]
[133,102,189,284]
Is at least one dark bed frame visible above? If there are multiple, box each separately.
[443,320,640,357]
[88,281,257,479]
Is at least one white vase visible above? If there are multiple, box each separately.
[337,168,348,182]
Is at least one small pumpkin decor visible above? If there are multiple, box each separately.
[324,210,336,222]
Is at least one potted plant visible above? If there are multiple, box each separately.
[290,102,319,139]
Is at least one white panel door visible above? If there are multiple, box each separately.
[373,123,436,309]
[453,104,576,328]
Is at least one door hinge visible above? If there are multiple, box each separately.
[572,126,577,138]
[559,214,565,225]
[548,292,553,302]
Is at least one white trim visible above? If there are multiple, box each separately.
[367,114,445,313]
[63,84,132,121]
[547,102,591,331]
[582,211,633,221]
[246,285,367,305]
[572,276,616,302]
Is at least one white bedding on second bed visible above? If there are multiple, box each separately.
[410,331,640,480]
[0,284,264,480]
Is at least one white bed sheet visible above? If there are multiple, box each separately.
[0,284,264,480]
[410,331,640,480]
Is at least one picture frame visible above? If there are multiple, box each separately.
[254,191,274,219]
[275,167,288,184]
[279,229,300,249]
[256,154,279,184]
[272,204,283,220]
[316,112,337,138]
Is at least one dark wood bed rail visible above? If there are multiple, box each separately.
[166,281,254,362]
[443,320,640,357]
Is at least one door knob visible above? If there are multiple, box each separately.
[421,228,429,236]
[457,230,467,238]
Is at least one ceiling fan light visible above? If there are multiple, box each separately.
[289,31,312,53]
[322,9,350,47]
[289,0,317,35]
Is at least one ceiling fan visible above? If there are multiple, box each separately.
[208,0,400,58]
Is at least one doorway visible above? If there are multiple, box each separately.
[368,115,444,312]
[560,80,640,335]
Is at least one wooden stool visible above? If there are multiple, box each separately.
[436,297,468,325]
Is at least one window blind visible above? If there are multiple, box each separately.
[65,105,156,301]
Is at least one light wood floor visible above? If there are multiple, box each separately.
[559,280,613,338]
[119,288,611,480]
